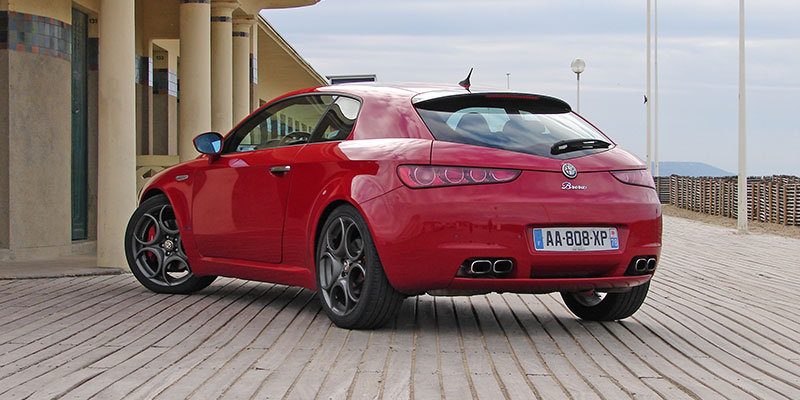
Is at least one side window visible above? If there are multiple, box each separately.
[312,97,361,143]
[224,95,335,153]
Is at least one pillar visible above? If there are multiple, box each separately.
[151,40,180,156]
[152,46,169,155]
[250,21,260,111]
[210,1,238,134]
[135,46,153,155]
[0,0,72,258]
[179,0,211,162]
[97,0,137,268]
[233,15,254,125]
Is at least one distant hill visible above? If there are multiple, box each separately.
[652,162,734,177]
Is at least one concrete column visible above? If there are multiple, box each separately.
[0,1,72,258]
[179,0,211,162]
[250,21,260,111]
[232,15,255,125]
[152,46,170,155]
[210,1,239,134]
[135,47,153,156]
[166,47,180,156]
[97,0,137,268]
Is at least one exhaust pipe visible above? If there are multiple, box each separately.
[634,258,647,273]
[646,257,657,271]
[468,260,492,275]
[493,259,513,274]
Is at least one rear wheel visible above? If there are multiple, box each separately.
[561,281,650,321]
[125,194,216,294]
[316,205,404,329]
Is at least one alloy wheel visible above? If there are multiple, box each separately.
[318,216,367,316]
[129,203,192,286]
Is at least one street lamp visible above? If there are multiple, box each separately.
[738,0,748,233]
[570,58,586,113]
[506,72,511,89]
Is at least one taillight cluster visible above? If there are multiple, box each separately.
[397,165,520,188]
[610,170,655,189]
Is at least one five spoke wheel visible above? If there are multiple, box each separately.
[130,203,191,287]
[319,216,366,316]
[125,194,216,294]
[316,206,404,329]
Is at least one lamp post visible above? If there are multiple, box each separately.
[570,58,586,113]
[738,0,748,233]
[646,0,652,173]
[506,72,511,89]
[654,0,659,177]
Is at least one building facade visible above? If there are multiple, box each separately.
[0,0,325,268]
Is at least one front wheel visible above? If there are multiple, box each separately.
[124,194,216,294]
[561,281,650,321]
[316,205,404,329]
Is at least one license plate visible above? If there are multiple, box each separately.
[533,227,619,252]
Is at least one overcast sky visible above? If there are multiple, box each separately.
[262,0,800,176]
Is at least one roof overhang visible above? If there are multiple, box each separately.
[239,0,320,14]
[256,14,326,86]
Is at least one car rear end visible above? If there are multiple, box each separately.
[364,91,662,295]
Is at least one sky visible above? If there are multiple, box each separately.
[262,0,800,176]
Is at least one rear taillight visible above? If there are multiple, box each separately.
[397,165,521,188]
[611,170,655,189]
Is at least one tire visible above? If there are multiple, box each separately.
[561,281,650,321]
[124,194,216,294]
[315,205,404,329]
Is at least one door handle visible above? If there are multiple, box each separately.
[269,165,291,174]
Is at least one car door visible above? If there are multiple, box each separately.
[191,94,335,263]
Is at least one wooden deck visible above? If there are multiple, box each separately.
[0,215,798,399]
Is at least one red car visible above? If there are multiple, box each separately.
[126,83,662,329]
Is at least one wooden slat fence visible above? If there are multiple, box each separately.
[662,175,800,226]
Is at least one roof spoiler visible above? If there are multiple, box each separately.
[413,92,572,114]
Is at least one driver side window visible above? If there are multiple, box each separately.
[225,95,335,153]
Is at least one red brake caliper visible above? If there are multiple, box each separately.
[146,226,156,261]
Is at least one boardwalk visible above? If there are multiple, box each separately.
[0,215,798,399]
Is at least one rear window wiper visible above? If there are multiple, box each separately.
[551,139,612,155]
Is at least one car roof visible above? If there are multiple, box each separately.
[311,82,536,102]
[306,82,569,109]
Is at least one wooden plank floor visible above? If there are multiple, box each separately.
[1,215,798,399]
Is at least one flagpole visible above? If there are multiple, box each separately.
[646,0,652,173]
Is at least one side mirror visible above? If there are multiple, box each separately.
[193,132,223,155]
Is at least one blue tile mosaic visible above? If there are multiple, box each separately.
[0,11,71,60]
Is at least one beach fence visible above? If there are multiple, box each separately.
[656,175,800,226]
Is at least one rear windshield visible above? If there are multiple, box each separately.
[414,94,612,159]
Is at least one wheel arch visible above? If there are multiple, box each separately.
[313,199,355,263]
[140,188,166,204]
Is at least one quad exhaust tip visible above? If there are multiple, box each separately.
[493,259,513,274]
[468,260,492,275]
[465,259,514,276]
[634,258,647,272]
[634,257,657,273]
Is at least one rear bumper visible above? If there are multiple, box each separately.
[442,275,652,295]
[360,170,662,294]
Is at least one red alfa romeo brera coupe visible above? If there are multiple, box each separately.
[126,83,662,329]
